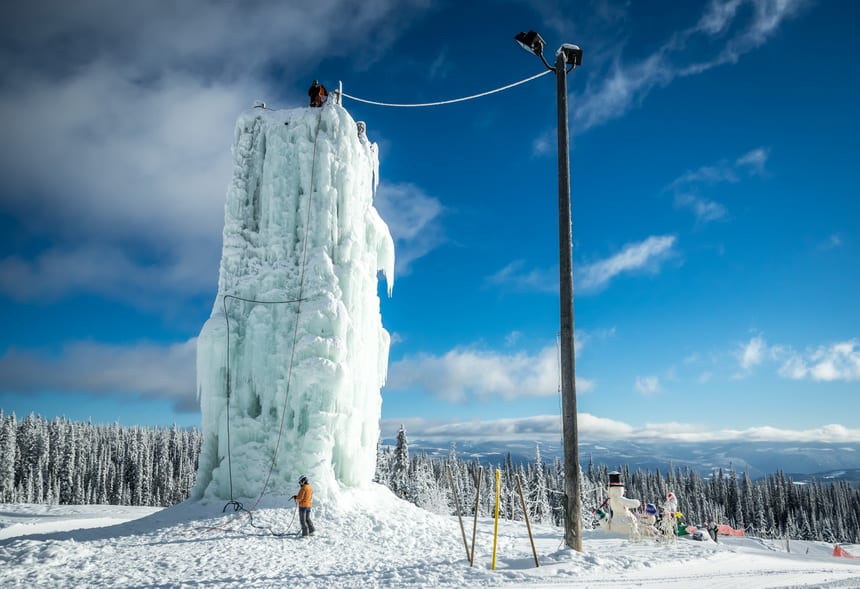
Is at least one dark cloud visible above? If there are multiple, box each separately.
[0,339,198,412]
[0,0,431,306]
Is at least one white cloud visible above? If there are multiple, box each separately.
[578,235,677,293]
[779,340,860,382]
[669,165,739,190]
[674,193,727,223]
[381,413,860,443]
[574,0,806,132]
[387,329,608,404]
[382,414,565,443]
[577,376,596,394]
[720,423,860,443]
[634,376,660,396]
[669,147,770,192]
[386,342,594,402]
[667,147,770,222]
[387,345,561,402]
[731,335,860,383]
[736,147,770,175]
[664,147,770,223]
[692,0,809,72]
[531,130,554,156]
[574,52,673,134]
[739,335,768,370]
[505,331,523,346]
[373,182,445,275]
[0,339,198,412]
[778,354,806,380]
[696,0,745,35]
[819,234,843,251]
[487,261,558,293]
[427,49,452,80]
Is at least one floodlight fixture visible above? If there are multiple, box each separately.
[515,30,546,57]
[559,43,583,67]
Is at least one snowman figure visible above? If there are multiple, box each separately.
[598,471,641,536]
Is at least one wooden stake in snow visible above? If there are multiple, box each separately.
[447,466,470,563]
[515,474,540,567]
[470,466,482,567]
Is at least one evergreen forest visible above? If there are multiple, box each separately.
[1,414,858,543]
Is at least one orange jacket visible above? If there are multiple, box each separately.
[296,483,313,508]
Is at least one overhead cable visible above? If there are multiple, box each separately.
[341,69,552,108]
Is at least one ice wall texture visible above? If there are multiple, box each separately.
[193,105,394,502]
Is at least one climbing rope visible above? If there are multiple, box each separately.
[341,69,552,108]
[189,502,299,538]
[219,108,325,531]
[222,292,307,509]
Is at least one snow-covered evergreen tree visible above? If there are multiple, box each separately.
[0,412,16,502]
[390,424,410,499]
[528,444,551,524]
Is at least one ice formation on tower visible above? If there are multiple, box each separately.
[192,103,394,504]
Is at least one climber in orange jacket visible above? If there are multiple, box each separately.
[291,475,315,536]
[308,80,327,107]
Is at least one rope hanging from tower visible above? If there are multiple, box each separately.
[220,108,325,531]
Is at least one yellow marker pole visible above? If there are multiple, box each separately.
[491,468,501,570]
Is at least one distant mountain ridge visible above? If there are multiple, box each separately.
[388,437,860,482]
[789,468,860,485]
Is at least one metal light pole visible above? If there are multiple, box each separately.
[515,31,583,552]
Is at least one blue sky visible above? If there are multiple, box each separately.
[1,0,858,445]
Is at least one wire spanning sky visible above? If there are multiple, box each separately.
[1,0,858,446]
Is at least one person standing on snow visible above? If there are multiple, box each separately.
[708,519,719,543]
[292,476,315,536]
[308,80,328,107]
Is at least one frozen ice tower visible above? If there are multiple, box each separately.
[193,103,394,503]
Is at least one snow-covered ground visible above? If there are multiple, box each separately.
[1,486,859,588]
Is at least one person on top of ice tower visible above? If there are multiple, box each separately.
[292,476,315,537]
[308,80,328,107]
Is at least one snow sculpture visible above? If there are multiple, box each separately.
[637,502,659,537]
[658,491,679,542]
[193,103,394,504]
[598,471,641,535]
